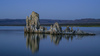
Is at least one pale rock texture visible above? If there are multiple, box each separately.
[24,11,95,35]
[31,11,40,29]
[75,29,85,34]
[65,26,70,32]
[25,11,41,32]
[49,22,62,34]
[70,27,73,32]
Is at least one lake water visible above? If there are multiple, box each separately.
[0,26,100,56]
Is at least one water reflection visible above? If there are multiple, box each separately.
[64,35,74,41]
[24,33,95,53]
[50,35,62,45]
[24,33,47,53]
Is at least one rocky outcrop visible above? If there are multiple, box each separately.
[75,29,87,34]
[24,11,95,35]
[49,22,62,34]
[65,26,70,32]
[31,11,40,29]
[70,27,73,32]
[24,11,44,33]
[63,26,73,32]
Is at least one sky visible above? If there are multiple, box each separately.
[0,0,100,20]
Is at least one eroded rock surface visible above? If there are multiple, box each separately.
[25,11,43,33]
[49,22,62,34]
[24,11,95,35]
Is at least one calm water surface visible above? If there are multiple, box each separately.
[0,26,100,56]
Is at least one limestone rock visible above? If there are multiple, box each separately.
[70,27,73,32]
[49,22,62,34]
[31,11,40,29]
[24,11,95,35]
[49,25,53,31]
[75,29,86,34]
[53,22,62,32]
[26,16,29,27]
[25,11,41,32]
[39,26,45,32]
[64,26,70,32]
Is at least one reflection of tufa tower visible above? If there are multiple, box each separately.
[24,33,47,53]
[25,11,40,32]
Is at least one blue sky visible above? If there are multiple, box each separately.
[0,0,100,20]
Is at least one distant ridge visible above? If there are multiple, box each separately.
[0,18,100,26]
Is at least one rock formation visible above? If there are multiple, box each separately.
[24,11,95,35]
[63,26,74,32]
[24,11,43,33]
[65,26,70,32]
[70,27,73,32]
[75,29,86,34]
[49,22,62,34]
